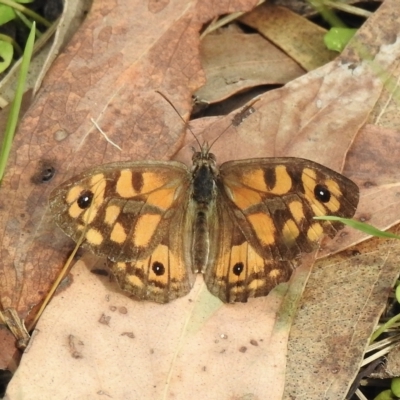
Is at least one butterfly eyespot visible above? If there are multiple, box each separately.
[152,261,165,276]
[77,190,94,209]
[232,262,244,276]
[314,184,331,203]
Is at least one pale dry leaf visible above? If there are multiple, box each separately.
[240,3,337,71]
[286,236,400,399]
[6,258,294,399]
[175,2,400,398]
[195,31,305,104]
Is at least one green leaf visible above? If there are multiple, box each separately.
[373,389,396,400]
[391,377,400,397]
[0,40,13,73]
[396,285,400,304]
[324,27,357,52]
[313,216,400,240]
[0,4,16,24]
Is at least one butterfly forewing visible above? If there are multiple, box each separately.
[218,157,359,259]
[49,161,191,262]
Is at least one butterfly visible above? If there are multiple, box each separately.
[49,137,359,303]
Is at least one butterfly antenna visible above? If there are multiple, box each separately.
[207,122,233,151]
[156,90,202,150]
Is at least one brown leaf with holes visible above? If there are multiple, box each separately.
[0,0,259,368]
[0,0,259,322]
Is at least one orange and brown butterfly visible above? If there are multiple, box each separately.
[49,124,359,303]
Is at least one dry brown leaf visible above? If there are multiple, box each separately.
[0,0,259,322]
[33,0,92,96]
[240,3,337,71]
[6,256,297,398]
[195,31,305,104]
[287,235,400,399]
[374,343,400,378]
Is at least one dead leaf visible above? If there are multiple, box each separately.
[6,257,295,399]
[0,0,259,324]
[286,235,400,399]
[240,3,337,71]
[195,30,305,104]
[33,0,92,96]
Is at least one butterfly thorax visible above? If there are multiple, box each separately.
[192,151,218,203]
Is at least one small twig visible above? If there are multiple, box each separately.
[200,0,265,39]
[322,0,372,18]
[91,118,122,151]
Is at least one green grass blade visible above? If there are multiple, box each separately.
[0,0,51,27]
[314,216,400,240]
[0,21,35,181]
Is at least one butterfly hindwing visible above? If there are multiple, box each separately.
[204,196,294,303]
[109,195,196,303]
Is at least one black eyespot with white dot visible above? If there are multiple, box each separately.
[314,184,331,203]
[77,190,94,209]
[152,261,165,276]
[233,262,244,276]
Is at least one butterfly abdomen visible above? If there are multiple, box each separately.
[192,207,210,273]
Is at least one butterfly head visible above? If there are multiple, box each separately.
[191,143,217,172]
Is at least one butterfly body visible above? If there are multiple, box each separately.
[191,151,218,273]
[49,148,359,303]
